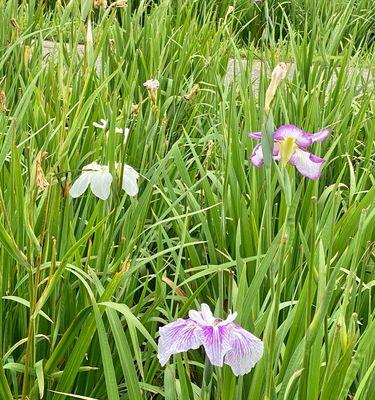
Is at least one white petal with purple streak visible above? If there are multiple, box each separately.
[196,325,232,367]
[189,303,216,325]
[224,324,264,376]
[249,144,264,168]
[303,128,329,143]
[247,131,262,140]
[157,318,201,366]
[289,149,325,180]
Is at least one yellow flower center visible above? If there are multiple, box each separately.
[278,137,297,166]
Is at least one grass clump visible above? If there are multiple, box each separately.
[0,0,374,399]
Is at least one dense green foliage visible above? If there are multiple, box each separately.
[0,0,374,399]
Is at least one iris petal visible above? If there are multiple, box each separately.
[189,303,215,325]
[303,128,329,143]
[224,324,264,376]
[122,165,139,196]
[70,173,92,198]
[90,172,113,200]
[200,303,215,323]
[289,149,325,180]
[249,144,264,168]
[196,325,232,367]
[274,125,312,148]
[157,319,201,366]
[247,131,262,140]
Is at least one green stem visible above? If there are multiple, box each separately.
[299,196,317,400]
[264,209,289,400]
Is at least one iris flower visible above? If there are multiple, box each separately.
[70,162,139,200]
[158,303,263,376]
[143,79,159,92]
[248,125,329,180]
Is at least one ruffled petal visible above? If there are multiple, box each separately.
[122,165,139,197]
[274,125,312,148]
[218,311,238,326]
[201,304,215,323]
[247,131,262,140]
[70,172,92,198]
[189,303,215,325]
[303,128,329,143]
[157,318,201,366]
[224,324,264,376]
[249,144,264,168]
[90,172,113,200]
[188,310,206,325]
[289,149,325,180]
[196,325,232,367]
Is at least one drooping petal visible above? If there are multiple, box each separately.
[274,125,312,148]
[90,171,113,200]
[249,144,264,168]
[289,149,325,180]
[70,172,92,198]
[196,325,232,367]
[247,131,262,140]
[224,324,264,376]
[303,128,329,143]
[122,165,139,197]
[157,318,201,366]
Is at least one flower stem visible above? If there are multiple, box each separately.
[264,167,290,400]
[299,196,318,399]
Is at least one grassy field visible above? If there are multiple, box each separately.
[0,0,374,399]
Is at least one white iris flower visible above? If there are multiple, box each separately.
[70,162,139,200]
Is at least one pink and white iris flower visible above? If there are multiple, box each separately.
[143,79,159,92]
[158,303,263,376]
[248,125,329,180]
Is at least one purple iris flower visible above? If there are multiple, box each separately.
[248,125,329,180]
[157,304,264,376]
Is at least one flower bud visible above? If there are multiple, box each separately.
[0,90,8,113]
[35,152,49,190]
[94,0,107,8]
[131,103,141,116]
[264,62,287,114]
[225,6,235,18]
